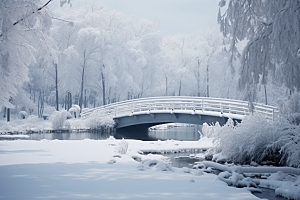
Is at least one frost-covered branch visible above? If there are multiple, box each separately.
[219,0,300,97]
[0,0,52,38]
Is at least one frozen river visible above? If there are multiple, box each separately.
[26,125,202,141]
[11,125,288,200]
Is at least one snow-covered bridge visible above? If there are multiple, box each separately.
[80,96,279,130]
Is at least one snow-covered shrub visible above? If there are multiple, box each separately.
[269,122,300,167]
[19,111,27,119]
[69,105,80,118]
[84,110,115,129]
[205,113,300,167]
[203,113,298,166]
[202,119,236,155]
[218,115,283,164]
[202,122,222,138]
[50,110,71,130]
[115,139,128,154]
[277,92,300,125]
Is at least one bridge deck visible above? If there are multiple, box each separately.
[80,96,279,129]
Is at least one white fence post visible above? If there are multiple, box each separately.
[193,101,195,112]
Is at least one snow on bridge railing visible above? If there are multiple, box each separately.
[80,96,279,121]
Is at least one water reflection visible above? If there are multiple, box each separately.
[28,131,111,140]
[148,125,202,141]
[26,124,202,141]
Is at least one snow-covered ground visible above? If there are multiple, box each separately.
[0,112,114,134]
[0,115,53,134]
[1,115,299,199]
[0,116,93,134]
[0,137,264,200]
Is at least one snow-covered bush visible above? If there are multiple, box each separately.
[115,139,128,154]
[277,92,300,125]
[202,119,236,155]
[84,110,115,129]
[50,110,71,130]
[19,111,27,119]
[270,123,300,167]
[69,105,80,118]
[204,113,300,167]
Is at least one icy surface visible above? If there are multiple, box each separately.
[0,138,260,200]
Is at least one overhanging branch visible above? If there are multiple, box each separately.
[0,0,52,38]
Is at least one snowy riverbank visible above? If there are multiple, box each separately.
[0,138,299,200]
[0,114,113,135]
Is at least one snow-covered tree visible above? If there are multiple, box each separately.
[0,0,55,109]
[51,2,163,109]
[161,28,234,99]
[218,0,300,102]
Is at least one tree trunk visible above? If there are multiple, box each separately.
[7,108,10,122]
[37,90,44,118]
[38,91,40,118]
[75,94,79,105]
[140,83,144,98]
[93,96,96,108]
[69,92,72,109]
[101,64,106,105]
[55,63,59,111]
[206,64,209,97]
[3,107,6,118]
[79,50,86,112]
[178,80,182,96]
[84,89,87,108]
[165,75,168,96]
[33,89,36,103]
[264,84,268,105]
[197,60,201,97]
[64,94,67,110]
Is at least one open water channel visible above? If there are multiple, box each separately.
[23,125,286,200]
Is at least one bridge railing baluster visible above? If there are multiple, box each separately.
[80,96,279,122]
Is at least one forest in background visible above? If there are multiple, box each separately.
[0,0,298,118]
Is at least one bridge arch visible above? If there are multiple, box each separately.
[81,96,278,131]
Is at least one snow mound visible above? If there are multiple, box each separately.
[268,171,286,181]
[107,159,116,164]
[155,161,173,172]
[275,182,300,200]
[137,159,173,172]
[192,169,204,176]
[106,136,116,140]
[181,167,191,173]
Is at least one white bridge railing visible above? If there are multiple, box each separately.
[80,96,279,121]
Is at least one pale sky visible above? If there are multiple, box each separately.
[49,0,220,36]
